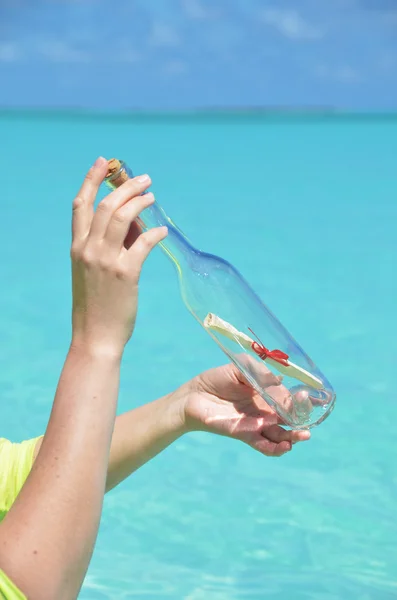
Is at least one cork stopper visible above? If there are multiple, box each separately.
[106,158,130,189]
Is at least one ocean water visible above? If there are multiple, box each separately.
[1,111,396,599]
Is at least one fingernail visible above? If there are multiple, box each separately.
[145,192,155,202]
[137,174,150,183]
[94,156,106,167]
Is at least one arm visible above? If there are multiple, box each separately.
[0,158,167,600]
[94,390,186,492]
[0,346,121,599]
[33,388,186,493]
[33,364,309,498]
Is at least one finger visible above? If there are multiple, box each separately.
[233,360,282,389]
[266,386,294,415]
[89,174,151,241]
[72,157,108,242]
[124,221,143,250]
[234,355,289,409]
[127,226,168,266]
[252,436,291,457]
[250,392,286,424]
[105,193,155,251]
[291,429,311,444]
[261,424,310,445]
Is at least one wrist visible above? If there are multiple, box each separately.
[162,385,191,438]
[69,336,124,364]
[167,379,199,435]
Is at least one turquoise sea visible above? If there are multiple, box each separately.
[1,112,396,599]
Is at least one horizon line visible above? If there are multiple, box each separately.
[1,105,396,118]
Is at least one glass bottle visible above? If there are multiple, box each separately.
[104,159,336,429]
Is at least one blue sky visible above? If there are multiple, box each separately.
[0,0,396,110]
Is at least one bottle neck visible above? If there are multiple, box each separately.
[138,202,195,272]
[104,159,195,271]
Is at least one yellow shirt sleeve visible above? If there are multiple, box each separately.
[0,437,42,524]
[0,570,26,600]
[0,437,43,599]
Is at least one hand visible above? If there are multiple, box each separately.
[70,157,167,356]
[181,363,310,456]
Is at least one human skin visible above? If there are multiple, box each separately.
[0,158,309,600]
[0,158,167,600]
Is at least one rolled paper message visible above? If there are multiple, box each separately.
[204,313,323,390]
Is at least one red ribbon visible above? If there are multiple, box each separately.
[248,328,289,366]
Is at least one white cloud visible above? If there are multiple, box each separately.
[334,65,362,82]
[181,0,216,20]
[0,42,22,62]
[163,59,188,75]
[0,34,143,66]
[0,38,92,65]
[261,8,324,41]
[149,22,181,48]
[37,39,91,63]
[315,64,363,83]
[119,50,142,64]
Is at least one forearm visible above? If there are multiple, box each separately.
[105,389,187,492]
[0,344,121,600]
[33,388,187,492]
